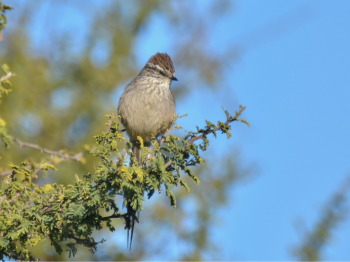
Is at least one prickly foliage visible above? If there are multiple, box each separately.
[0,65,250,262]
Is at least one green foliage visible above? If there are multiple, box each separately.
[0,64,14,148]
[0,1,13,34]
[0,65,249,260]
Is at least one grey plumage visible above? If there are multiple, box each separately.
[118,52,177,250]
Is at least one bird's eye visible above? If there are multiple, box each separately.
[159,70,164,75]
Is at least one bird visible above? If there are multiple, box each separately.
[118,52,177,250]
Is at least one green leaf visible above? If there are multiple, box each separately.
[53,241,63,255]
[180,179,190,192]
[0,236,9,248]
[66,243,78,258]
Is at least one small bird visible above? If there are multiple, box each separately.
[118,52,177,250]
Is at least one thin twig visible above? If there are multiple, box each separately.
[0,71,15,82]
[98,213,125,221]
[104,113,115,144]
[106,113,115,133]
[8,135,83,162]
[0,251,30,262]
[40,206,55,216]
[66,234,104,247]
[0,171,15,201]
[0,170,12,176]
[157,125,174,146]
[164,113,245,168]
[157,114,179,145]
[7,192,21,203]
[0,154,82,177]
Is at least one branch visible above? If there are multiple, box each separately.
[157,124,175,146]
[98,213,126,221]
[66,234,105,248]
[0,155,81,177]
[157,113,185,145]
[0,71,14,82]
[8,135,83,162]
[7,192,21,203]
[106,113,115,133]
[0,191,23,204]
[0,251,33,262]
[0,171,15,201]
[0,169,12,176]
[164,106,247,168]
[40,206,55,216]
[104,113,115,145]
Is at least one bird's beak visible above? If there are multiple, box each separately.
[170,76,178,81]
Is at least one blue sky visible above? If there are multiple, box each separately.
[205,1,350,260]
[6,0,350,260]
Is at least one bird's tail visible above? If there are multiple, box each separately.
[126,191,143,250]
[126,200,137,251]
[126,142,148,250]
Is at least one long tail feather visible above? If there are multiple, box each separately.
[126,142,146,250]
[127,224,129,249]
[130,214,135,251]
[127,201,137,250]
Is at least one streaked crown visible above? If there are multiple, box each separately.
[147,52,175,75]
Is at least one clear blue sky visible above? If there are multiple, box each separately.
[206,1,350,260]
[8,0,350,260]
[154,0,350,260]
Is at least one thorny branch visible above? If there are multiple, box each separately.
[98,213,126,221]
[163,106,247,168]
[1,251,37,262]
[0,136,83,176]
[40,206,56,216]
[0,154,82,177]
[106,113,115,133]
[66,234,105,248]
[8,135,83,162]
[104,113,115,145]
[0,168,27,177]
[157,123,175,146]
[0,171,15,201]
[0,71,14,82]
[157,113,186,146]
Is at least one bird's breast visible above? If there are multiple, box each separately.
[118,83,175,142]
